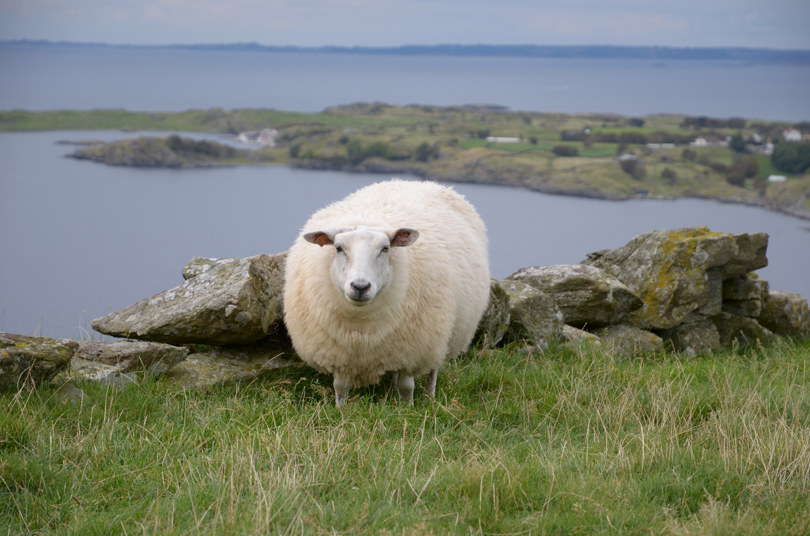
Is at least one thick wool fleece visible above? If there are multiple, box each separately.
[283,179,490,389]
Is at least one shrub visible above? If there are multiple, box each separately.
[661,167,678,183]
[552,145,579,157]
[619,155,646,179]
[772,142,810,174]
[729,133,747,154]
[726,155,759,186]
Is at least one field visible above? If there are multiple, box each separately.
[2,338,809,535]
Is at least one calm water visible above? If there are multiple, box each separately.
[1,131,809,339]
[1,43,809,121]
[1,45,809,338]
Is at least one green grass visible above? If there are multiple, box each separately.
[2,338,809,534]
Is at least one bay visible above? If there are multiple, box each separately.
[1,43,809,121]
[1,131,808,339]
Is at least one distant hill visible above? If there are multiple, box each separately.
[5,40,810,63]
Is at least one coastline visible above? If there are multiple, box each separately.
[6,104,810,221]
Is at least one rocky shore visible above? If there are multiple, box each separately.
[3,227,808,396]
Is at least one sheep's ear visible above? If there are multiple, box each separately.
[303,231,335,247]
[389,228,419,247]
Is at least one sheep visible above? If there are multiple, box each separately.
[283,179,490,406]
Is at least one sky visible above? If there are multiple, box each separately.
[0,0,808,50]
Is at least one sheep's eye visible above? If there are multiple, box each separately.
[380,246,389,254]
[335,245,344,254]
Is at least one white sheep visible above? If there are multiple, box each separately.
[283,179,490,406]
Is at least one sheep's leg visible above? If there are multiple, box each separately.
[395,373,415,405]
[426,369,438,398]
[333,376,349,407]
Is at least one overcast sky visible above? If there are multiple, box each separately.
[1,0,808,50]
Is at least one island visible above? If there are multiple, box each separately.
[2,103,809,219]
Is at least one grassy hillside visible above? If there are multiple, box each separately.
[3,104,809,216]
[2,338,809,534]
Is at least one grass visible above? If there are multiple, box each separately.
[2,337,809,535]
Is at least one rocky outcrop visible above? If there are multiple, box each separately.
[473,280,511,348]
[70,340,190,386]
[1,333,77,391]
[165,342,298,389]
[507,264,642,328]
[498,280,564,348]
[582,227,768,330]
[759,290,810,338]
[92,254,287,345]
[497,227,806,356]
[4,226,808,392]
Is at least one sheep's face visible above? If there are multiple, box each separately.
[304,227,419,306]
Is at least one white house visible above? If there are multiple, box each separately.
[486,136,521,144]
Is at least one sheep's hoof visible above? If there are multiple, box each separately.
[426,369,438,398]
[396,374,415,405]
[333,376,349,407]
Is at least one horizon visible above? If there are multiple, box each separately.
[5,39,810,55]
[1,1,808,51]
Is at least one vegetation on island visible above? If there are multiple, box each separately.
[2,104,809,218]
[2,338,809,534]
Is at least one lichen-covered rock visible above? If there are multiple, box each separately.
[473,279,511,348]
[508,264,641,328]
[164,342,298,389]
[69,358,138,387]
[583,227,768,330]
[561,325,602,347]
[712,312,776,346]
[182,256,240,280]
[92,253,287,345]
[0,332,78,391]
[758,290,810,338]
[498,280,564,347]
[658,318,721,356]
[75,339,190,376]
[722,275,768,318]
[592,324,664,356]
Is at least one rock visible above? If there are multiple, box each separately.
[92,253,287,345]
[498,280,564,347]
[182,256,240,280]
[75,339,189,375]
[52,381,89,405]
[165,342,298,389]
[69,358,138,387]
[722,275,768,318]
[583,227,768,330]
[561,325,602,347]
[473,279,511,348]
[507,264,641,328]
[658,318,721,356]
[66,339,190,385]
[758,291,810,338]
[712,312,776,346]
[0,332,78,391]
[592,324,664,356]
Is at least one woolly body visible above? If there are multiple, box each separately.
[283,179,490,402]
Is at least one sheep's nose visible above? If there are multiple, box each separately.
[351,279,371,294]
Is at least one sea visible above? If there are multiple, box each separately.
[1,43,809,339]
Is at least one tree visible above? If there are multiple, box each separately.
[726,155,758,186]
[729,133,747,154]
[772,142,810,174]
[552,145,579,157]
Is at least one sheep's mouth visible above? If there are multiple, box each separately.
[347,293,372,305]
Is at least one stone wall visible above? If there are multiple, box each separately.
[3,227,808,392]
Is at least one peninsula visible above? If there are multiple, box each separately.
[2,104,809,219]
